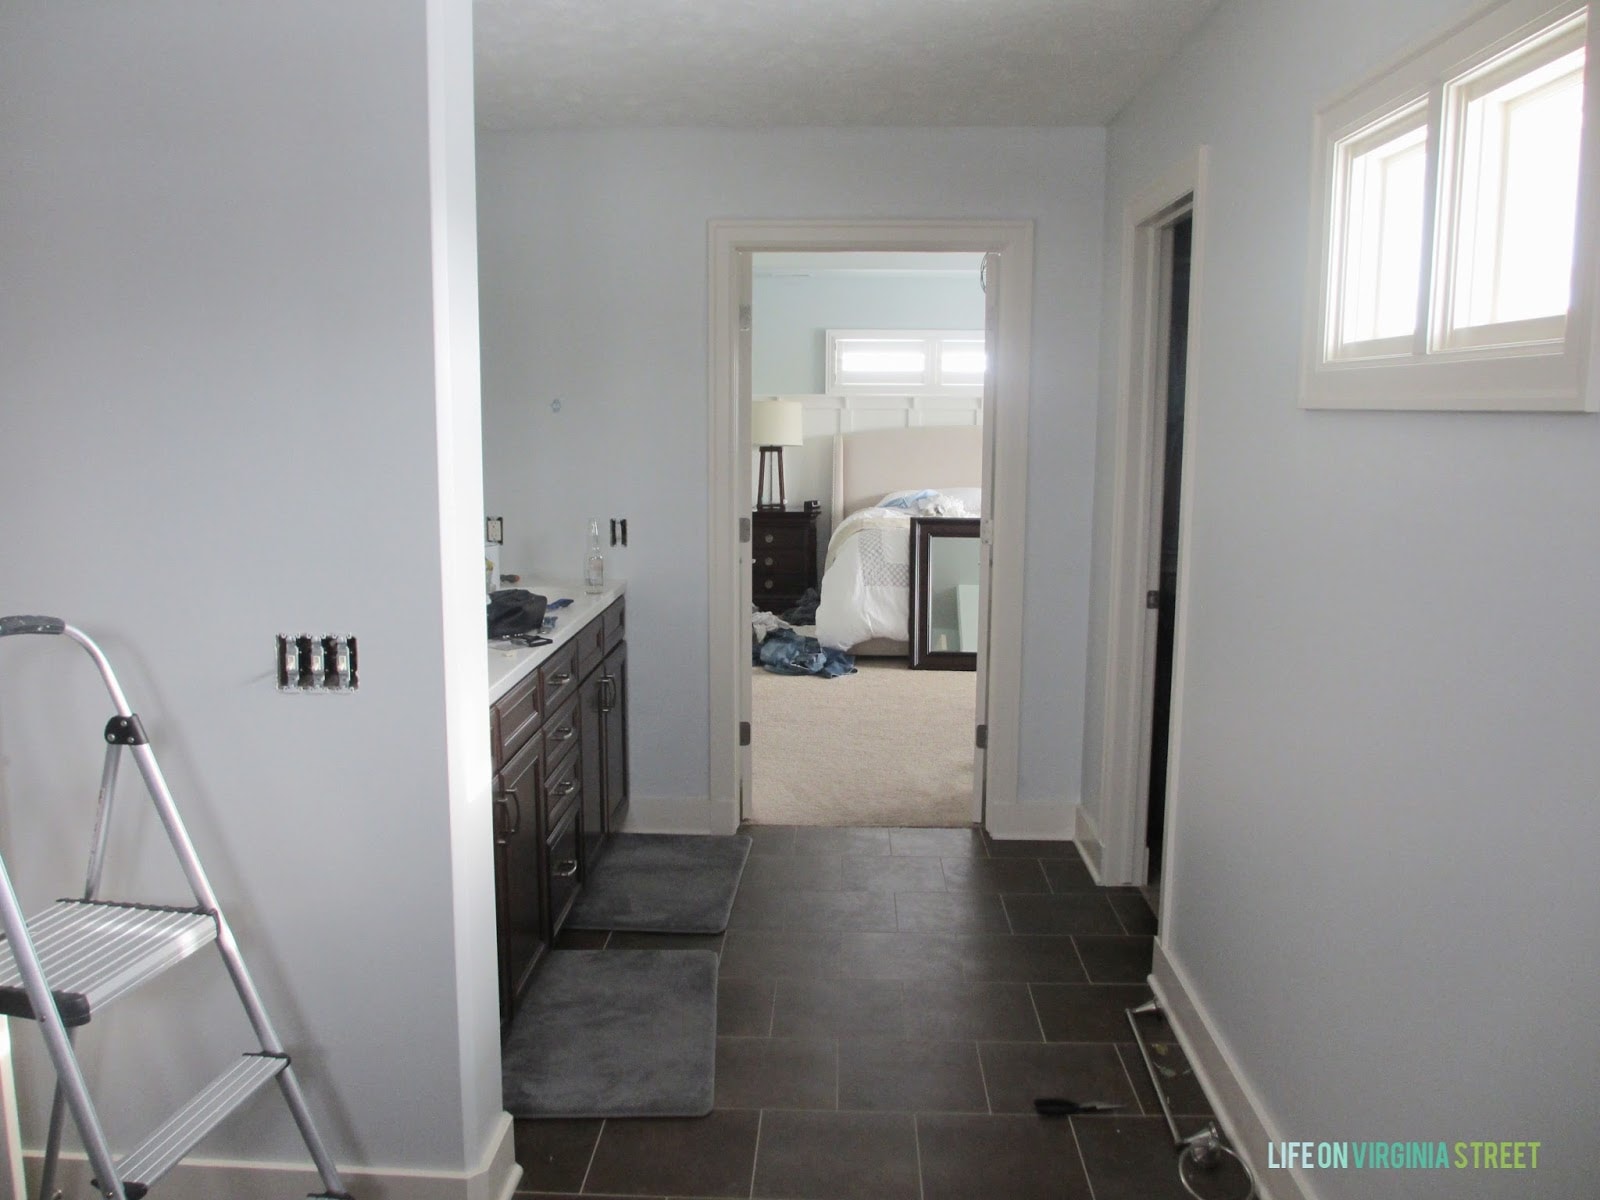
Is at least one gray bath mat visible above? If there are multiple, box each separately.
[502,949,717,1118]
[566,833,752,934]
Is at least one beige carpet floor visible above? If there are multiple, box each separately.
[749,659,977,827]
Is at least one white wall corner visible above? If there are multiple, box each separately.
[621,795,730,836]
[1149,943,1316,1200]
[984,797,1078,841]
[28,1111,521,1200]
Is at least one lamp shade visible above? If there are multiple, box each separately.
[751,399,804,447]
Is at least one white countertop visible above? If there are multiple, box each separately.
[487,582,625,703]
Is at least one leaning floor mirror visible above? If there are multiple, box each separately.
[910,516,981,670]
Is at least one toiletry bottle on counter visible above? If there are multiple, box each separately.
[585,519,605,594]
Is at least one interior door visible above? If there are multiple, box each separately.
[736,251,755,822]
[973,251,1001,826]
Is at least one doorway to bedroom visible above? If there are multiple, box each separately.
[746,250,986,827]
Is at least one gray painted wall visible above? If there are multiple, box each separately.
[477,127,1106,816]
[0,1,499,1176]
[1088,1,1600,1194]
[751,269,985,395]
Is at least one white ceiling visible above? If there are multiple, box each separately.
[474,0,1224,130]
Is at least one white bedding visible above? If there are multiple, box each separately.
[814,490,979,651]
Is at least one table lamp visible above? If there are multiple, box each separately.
[752,399,803,510]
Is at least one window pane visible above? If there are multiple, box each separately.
[835,338,927,384]
[939,340,986,385]
[1338,122,1428,347]
[1450,46,1585,331]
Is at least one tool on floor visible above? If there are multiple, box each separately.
[0,615,352,1200]
[1032,1098,1125,1117]
[1126,996,1256,1200]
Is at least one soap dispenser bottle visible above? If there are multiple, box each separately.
[584,519,605,594]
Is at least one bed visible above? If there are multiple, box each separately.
[813,426,984,655]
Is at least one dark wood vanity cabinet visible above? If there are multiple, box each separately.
[490,596,628,1024]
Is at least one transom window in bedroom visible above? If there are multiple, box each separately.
[826,330,986,394]
[1302,0,1597,411]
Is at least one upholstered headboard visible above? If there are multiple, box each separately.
[831,426,985,521]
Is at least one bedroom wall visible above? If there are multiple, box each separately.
[751,267,985,394]
[751,265,986,551]
[0,2,506,1188]
[478,127,1106,821]
[1088,0,1600,1194]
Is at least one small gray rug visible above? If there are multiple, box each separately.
[502,949,717,1118]
[566,833,752,934]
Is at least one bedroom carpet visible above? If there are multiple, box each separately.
[501,949,717,1118]
[566,833,752,934]
[750,659,976,826]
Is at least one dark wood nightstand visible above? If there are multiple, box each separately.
[751,507,819,614]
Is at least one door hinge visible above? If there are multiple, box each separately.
[1146,590,1161,610]
[975,723,988,750]
[740,721,752,747]
[739,304,752,333]
[739,516,752,544]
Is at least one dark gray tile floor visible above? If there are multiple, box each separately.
[515,826,1225,1199]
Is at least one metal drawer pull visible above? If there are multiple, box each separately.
[553,859,578,878]
[554,780,577,797]
[763,533,774,543]
[549,670,574,686]
[763,579,774,589]
[763,556,774,566]
[495,787,522,837]
[551,724,575,741]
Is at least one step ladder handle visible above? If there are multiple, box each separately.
[0,862,126,1200]
[56,625,137,717]
[82,743,124,903]
[0,615,66,639]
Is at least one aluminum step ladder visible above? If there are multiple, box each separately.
[0,616,351,1200]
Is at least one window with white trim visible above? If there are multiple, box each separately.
[825,330,986,395]
[1303,0,1597,411]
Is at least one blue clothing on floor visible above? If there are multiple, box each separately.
[756,627,856,678]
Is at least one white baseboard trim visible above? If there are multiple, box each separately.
[984,798,1077,840]
[26,1110,521,1200]
[620,794,725,835]
[1149,943,1314,1200]
[1073,807,1105,883]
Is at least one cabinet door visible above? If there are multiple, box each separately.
[578,668,606,874]
[601,641,629,831]
[496,734,546,1021]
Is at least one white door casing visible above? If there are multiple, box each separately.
[709,220,1034,836]
[1094,150,1207,921]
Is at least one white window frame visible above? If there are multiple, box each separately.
[1302,0,1600,411]
[825,329,986,396]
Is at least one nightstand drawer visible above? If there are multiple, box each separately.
[753,547,810,574]
[755,572,810,599]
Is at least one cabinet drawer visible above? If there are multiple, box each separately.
[546,806,581,936]
[492,671,542,767]
[753,547,810,574]
[543,725,581,827]
[755,526,810,551]
[755,571,810,598]
[540,641,580,714]
[576,613,606,680]
[543,691,581,764]
[603,597,625,651]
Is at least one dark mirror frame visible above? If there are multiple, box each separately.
[909,516,981,671]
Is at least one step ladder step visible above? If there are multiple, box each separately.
[104,1052,289,1200]
[0,899,217,1026]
